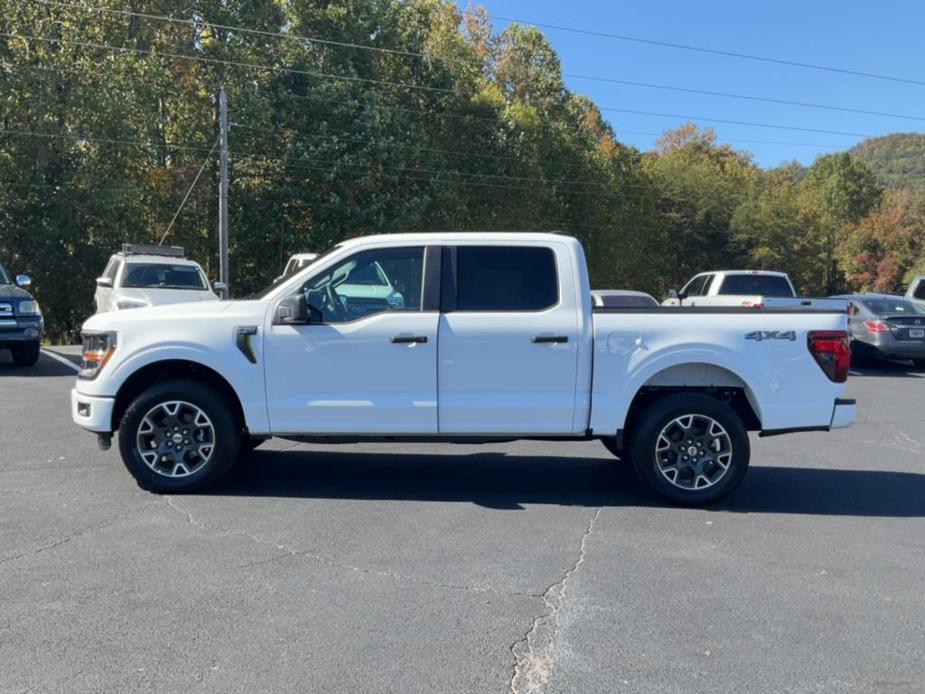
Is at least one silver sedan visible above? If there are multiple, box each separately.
[836,294,925,367]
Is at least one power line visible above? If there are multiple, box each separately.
[487,13,925,87]
[27,1,925,122]
[565,74,925,122]
[158,138,219,245]
[0,32,891,138]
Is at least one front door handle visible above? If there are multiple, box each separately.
[531,335,569,344]
[390,335,429,344]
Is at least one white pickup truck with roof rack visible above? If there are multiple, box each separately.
[71,233,855,506]
[663,270,846,311]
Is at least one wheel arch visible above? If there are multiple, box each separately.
[616,362,762,448]
[112,359,246,434]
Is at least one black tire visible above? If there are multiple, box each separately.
[117,380,240,493]
[600,437,629,463]
[628,393,750,506]
[11,341,40,367]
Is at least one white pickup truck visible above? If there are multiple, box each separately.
[663,270,845,310]
[71,233,855,506]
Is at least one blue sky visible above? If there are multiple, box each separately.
[458,0,925,168]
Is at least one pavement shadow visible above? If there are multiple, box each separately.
[0,351,79,378]
[210,449,925,517]
[850,360,925,378]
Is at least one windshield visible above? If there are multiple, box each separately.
[861,298,925,315]
[122,263,208,290]
[0,262,10,284]
[719,274,794,297]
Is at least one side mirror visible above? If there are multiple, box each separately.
[95,277,113,289]
[16,275,31,288]
[274,294,315,325]
[213,281,228,300]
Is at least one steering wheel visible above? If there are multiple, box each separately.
[324,283,347,322]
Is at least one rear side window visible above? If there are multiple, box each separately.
[719,275,794,297]
[453,246,558,312]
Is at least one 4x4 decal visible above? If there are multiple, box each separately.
[745,330,797,342]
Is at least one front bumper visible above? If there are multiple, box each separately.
[830,398,856,429]
[0,317,43,345]
[71,388,115,433]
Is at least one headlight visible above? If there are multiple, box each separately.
[18,300,40,315]
[116,299,150,310]
[80,331,117,380]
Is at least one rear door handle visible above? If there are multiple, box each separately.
[531,335,569,344]
[390,335,429,344]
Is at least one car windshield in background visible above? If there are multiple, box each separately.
[719,275,794,297]
[0,262,10,284]
[123,263,207,290]
[861,298,925,315]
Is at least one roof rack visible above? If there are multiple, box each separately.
[121,244,185,258]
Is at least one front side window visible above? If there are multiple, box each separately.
[122,263,208,290]
[454,246,558,312]
[915,281,925,301]
[682,275,708,297]
[299,247,424,323]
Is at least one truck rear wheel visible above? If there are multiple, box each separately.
[11,341,40,367]
[117,380,240,493]
[628,393,749,506]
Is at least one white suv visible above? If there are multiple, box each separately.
[94,245,223,314]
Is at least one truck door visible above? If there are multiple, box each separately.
[265,245,440,435]
[437,243,580,435]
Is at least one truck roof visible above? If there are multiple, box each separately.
[111,253,203,267]
[336,231,576,248]
[698,269,790,278]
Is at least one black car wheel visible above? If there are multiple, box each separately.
[628,393,750,506]
[118,380,240,493]
[11,341,40,367]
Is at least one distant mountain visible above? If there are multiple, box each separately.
[850,133,925,192]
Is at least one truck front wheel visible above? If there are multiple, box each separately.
[11,341,40,367]
[117,380,240,493]
[628,393,749,506]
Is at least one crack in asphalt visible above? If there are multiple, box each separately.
[509,507,602,694]
[161,496,540,600]
[0,506,151,566]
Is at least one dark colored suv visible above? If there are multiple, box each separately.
[0,261,43,367]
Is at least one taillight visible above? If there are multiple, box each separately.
[808,330,850,383]
[863,320,891,333]
[740,301,764,308]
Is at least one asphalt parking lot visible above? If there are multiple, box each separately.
[1,349,923,694]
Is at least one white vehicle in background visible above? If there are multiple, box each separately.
[274,253,319,283]
[94,245,224,314]
[73,233,855,507]
[905,275,925,310]
[663,270,845,310]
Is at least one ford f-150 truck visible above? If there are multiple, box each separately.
[663,270,845,310]
[71,233,855,505]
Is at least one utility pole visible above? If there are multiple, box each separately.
[218,86,229,293]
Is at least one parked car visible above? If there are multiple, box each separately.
[94,245,224,313]
[591,290,659,309]
[905,275,925,311]
[0,261,43,367]
[836,293,925,367]
[274,253,319,283]
[72,233,855,506]
[663,270,845,310]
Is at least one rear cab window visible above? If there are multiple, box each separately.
[447,246,558,312]
[719,274,794,297]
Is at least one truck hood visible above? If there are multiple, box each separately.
[83,299,268,332]
[115,287,217,306]
[0,284,33,301]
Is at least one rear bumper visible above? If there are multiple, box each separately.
[71,388,115,433]
[830,398,856,429]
